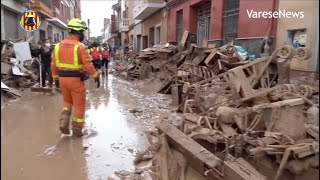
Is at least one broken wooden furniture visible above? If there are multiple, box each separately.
[156,120,267,180]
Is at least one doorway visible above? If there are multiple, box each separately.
[143,35,148,49]
[197,2,211,45]
[47,25,52,42]
[137,34,141,51]
[3,9,19,40]
[156,26,161,45]
[149,27,155,47]
[40,30,46,41]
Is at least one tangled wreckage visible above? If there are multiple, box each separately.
[110,40,319,180]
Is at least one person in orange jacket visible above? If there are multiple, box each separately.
[51,18,100,137]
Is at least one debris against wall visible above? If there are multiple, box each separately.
[111,39,319,180]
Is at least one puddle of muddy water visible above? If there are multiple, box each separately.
[83,76,150,179]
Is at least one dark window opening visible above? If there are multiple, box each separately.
[176,10,183,42]
[222,0,240,43]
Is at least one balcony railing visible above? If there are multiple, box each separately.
[133,0,166,20]
[31,0,53,18]
[119,18,129,32]
[19,0,35,3]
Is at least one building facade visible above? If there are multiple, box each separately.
[1,0,34,41]
[110,1,121,47]
[1,0,81,44]
[109,0,318,73]
[126,0,135,45]
[133,0,166,51]
[111,0,167,51]
[276,0,319,72]
[102,18,111,42]
[167,0,278,56]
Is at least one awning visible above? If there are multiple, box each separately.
[46,17,67,29]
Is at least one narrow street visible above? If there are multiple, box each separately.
[1,73,180,180]
[1,0,319,179]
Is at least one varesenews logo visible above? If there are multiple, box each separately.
[246,10,304,18]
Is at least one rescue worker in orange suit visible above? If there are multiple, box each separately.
[51,18,100,137]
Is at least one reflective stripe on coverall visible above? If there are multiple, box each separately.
[51,36,98,127]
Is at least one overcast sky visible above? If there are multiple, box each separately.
[81,0,117,37]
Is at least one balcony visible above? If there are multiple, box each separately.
[133,0,166,20]
[119,18,129,32]
[47,17,67,29]
[30,0,53,18]
[19,0,35,3]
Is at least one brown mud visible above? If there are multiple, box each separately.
[1,75,183,180]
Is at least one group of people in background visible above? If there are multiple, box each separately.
[34,39,112,88]
[88,42,112,76]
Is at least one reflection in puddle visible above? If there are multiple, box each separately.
[41,135,74,156]
[42,145,58,156]
[83,128,99,139]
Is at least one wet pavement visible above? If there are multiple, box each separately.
[1,74,181,180]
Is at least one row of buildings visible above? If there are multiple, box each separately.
[108,0,318,72]
[1,0,81,44]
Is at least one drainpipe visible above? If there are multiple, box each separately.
[310,2,319,72]
[268,0,277,36]
[265,0,277,51]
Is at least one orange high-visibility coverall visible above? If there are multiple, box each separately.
[51,36,98,127]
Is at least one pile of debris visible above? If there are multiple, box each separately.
[112,43,178,80]
[113,33,259,83]
[157,44,319,179]
[1,39,39,103]
[111,40,319,179]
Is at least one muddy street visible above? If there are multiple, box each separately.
[1,75,180,180]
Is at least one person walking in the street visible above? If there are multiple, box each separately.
[38,39,53,88]
[90,43,102,71]
[101,44,109,75]
[51,18,100,137]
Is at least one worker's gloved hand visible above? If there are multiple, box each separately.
[55,79,60,89]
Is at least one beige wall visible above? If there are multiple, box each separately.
[121,31,127,45]
[141,8,167,47]
[276,0,319,71]
[128,29,134,44]
[126,0,134,27]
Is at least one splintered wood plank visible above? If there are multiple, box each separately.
[231,67,253,97]
[224,157,266,180]
[157,78,172,93]
[239,85,281,102]
[181,31,189,48]
[192,53,206,65]
[156,120,223,177]
[204,49,219,66]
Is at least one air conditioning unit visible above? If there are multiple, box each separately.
[299,34,307,44]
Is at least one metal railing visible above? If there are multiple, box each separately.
[122,19,129,27]
[119,18,129,31]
